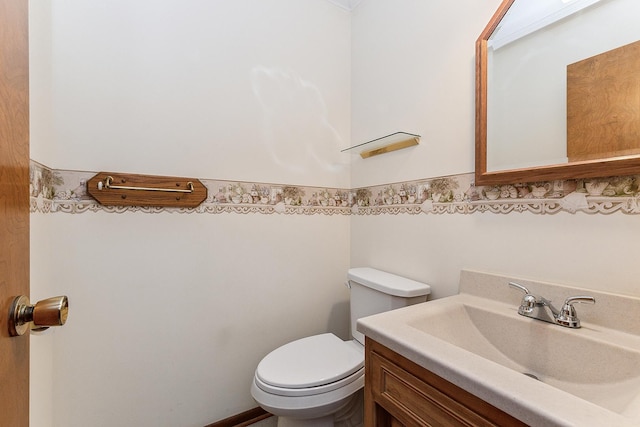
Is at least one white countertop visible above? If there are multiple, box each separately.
[357,269,640,427]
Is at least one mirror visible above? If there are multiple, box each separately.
[476,0,640,185]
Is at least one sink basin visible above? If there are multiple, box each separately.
[408,300,640,417]
[357,270,640,427]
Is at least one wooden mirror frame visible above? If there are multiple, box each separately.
[475,0,640,186]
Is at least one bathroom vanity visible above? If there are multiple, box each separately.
[365,337,525,426]
[358,270,640,427]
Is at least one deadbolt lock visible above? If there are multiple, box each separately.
[8,295,69,337]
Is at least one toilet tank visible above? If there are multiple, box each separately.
[347,267,431,345]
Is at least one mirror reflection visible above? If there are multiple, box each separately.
[486,0,640,172]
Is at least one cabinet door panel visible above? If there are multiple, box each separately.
[366,338,527,427]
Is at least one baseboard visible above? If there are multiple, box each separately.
[205,407,272,427]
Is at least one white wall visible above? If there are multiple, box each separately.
[29,1,351,426]
[350,0,640,299]
[34,213,350,427]
[350,0,495,187]
[30,213,55,427]
[351,211,640,301]
[30,0,352,188]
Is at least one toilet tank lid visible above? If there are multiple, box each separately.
[347,267,431,297]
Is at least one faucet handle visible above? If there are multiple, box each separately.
[508,282,530,295]
[556,296,596,328]
[509,282,536,314]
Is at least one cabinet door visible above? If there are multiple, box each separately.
[366,338,527,427]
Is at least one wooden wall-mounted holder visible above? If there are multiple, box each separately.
[87,172,208,208]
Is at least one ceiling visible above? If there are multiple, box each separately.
[491,0,601,49]
[326,0,364,11]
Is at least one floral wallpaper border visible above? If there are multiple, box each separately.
[30,160,640,216]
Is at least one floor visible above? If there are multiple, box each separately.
[249,416,277,427]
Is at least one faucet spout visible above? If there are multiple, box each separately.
[529,297,560,324]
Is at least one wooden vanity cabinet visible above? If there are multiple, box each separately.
[365,338,527,427]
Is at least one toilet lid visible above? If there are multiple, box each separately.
[256,333,364,389]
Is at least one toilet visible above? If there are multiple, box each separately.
[251,267,431,426]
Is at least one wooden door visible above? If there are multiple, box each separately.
[0,0,30,426]
[567,40,640,162]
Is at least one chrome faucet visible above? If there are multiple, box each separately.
[509,282,595,328]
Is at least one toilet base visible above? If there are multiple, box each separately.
[277,414,333,427]
[275,390,363,427]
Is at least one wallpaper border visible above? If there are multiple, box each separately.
[30,160,640,216]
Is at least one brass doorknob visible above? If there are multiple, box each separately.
[8,295,69,337]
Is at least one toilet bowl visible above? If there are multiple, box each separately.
[251,334,364,425]
[251,268,431,426]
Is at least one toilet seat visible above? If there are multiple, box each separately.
[255,333,364,397]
